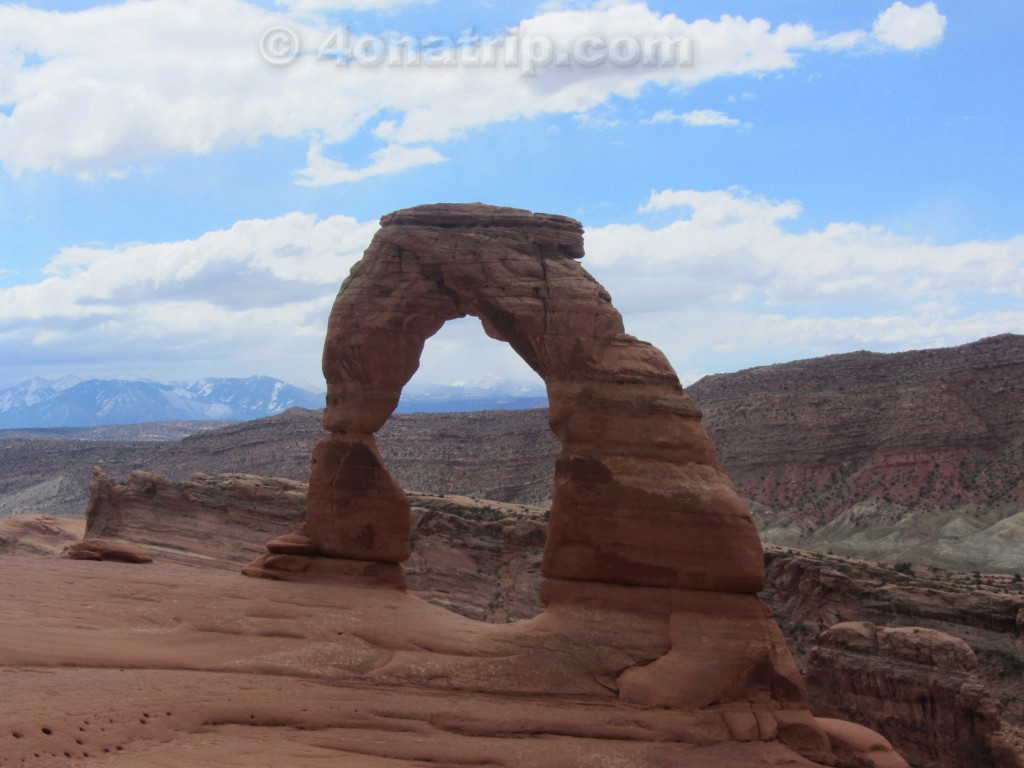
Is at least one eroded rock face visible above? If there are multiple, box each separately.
[85,467,547,619]
[86,467,306,567]
[807,621,1023,768]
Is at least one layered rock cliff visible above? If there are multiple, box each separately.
[807,622,1023,768]
[689,333,1024,567]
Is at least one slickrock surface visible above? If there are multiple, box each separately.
[807,622,1023,768]
[1,555,876,767]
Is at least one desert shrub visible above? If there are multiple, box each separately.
[894,562,915,576]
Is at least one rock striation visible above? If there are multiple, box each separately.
[807,622,1023,768]
[65,538,152,563]
[86,467,306,567]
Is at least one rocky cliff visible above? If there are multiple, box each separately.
[85,468,548,621]
[689,333,1024,568]
[761,548,1024,750]
[807,622,1023,768]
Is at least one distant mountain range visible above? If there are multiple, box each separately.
[0,375,549,428]
[394,378,547,414]
[0,376,324,428]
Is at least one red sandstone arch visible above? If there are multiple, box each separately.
[250,203,765,595]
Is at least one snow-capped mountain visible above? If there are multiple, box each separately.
[0,376,324,428]
[0,376,81,412]
[0,375,550,427]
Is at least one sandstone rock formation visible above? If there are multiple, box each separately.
[249,203,765,594]
[238,202,909,764]
[86,467,306,567]
[807,622,1023,768]
[0,514,84,556]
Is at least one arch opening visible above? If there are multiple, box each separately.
[372,316,555,622]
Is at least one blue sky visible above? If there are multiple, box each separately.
[1,0,1021,390]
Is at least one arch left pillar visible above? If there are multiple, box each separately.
[244,242,463,587]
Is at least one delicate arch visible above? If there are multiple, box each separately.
[288,203,765,594]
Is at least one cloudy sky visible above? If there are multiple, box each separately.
[1,0,1021,391]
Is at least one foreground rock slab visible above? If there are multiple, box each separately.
[0,556,901,767]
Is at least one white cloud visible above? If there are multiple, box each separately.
[645,109,743,127]
[2,190,1022,386]
[0,212,378,384]
[582,187,1023,378]
[294,138,447,186]
[873,2,946,51]
[280,0,429,12]
[0,1,939,183]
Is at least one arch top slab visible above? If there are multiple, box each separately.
[302,202,765,594]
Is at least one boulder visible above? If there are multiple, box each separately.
[65,539,152,563]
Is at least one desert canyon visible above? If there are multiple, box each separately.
[1,204,1021,767]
